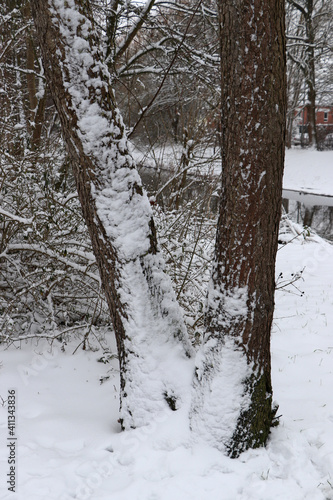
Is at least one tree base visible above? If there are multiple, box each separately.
[226,372,279,459]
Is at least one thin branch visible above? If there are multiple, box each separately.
[3,244,100,283]
[287,0,307,17]
[0,207,33,225]
[129,0,203,138]
[0,23,32,62]
[3,63,46,80]
[115,0,157,61]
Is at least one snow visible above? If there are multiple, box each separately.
[284,148,333,196]
[0,208,32,225]
[2,229,333,499]
[115,256,194,429]
[1,150,333,498]
[191,335,253,451]
[205,280,249,321]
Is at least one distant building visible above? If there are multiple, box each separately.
[293,105,333,147]
[295,105,333,127]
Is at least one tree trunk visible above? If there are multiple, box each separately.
[305,0,318,149]
[303,205,317,227]
[305,60,318,149]
[191,0,286,457]
[30,0,193,429]
[25,13,47,149]
[287,0,318,149]
[305,18,317,148]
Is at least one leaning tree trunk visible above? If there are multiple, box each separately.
[30,0,193,429]
[191,0,286,457]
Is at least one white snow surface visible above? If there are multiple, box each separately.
[1,150,333,498]
[284,148,333,196]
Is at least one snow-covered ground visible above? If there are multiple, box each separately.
[284,148,333,196]
[1,150,333,500]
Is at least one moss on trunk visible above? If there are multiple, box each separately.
[226,372,279,459]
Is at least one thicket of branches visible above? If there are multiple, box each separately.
[0,0,221,344]
[0,0,332,345]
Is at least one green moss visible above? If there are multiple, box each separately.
[226,372,279,459]
[163,391,178,411]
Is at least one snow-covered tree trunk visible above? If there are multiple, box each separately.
[191,0,286,457]
[30,0,193,429]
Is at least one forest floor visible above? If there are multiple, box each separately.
[1,148,333,500]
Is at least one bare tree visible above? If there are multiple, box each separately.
[286,0,333,148]
[99,0,220,146]
[191,0,286,457]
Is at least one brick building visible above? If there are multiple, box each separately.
[293,105,333,147]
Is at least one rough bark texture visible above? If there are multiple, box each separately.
[30,0,192,428]
[191,0,286,457]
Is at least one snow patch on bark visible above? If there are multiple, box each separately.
[205,278,249,324]
[118,258,194,428]
[191,336,253,451]
[190,275,252,450]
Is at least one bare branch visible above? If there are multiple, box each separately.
[115,0,157,61]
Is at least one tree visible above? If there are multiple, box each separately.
[286,0,333,148]
[0,0,48,152]
[289,0,318,147]
[29,0,193,429]
[285,2,307,147]
[99,0,221,148]
[191,0,286,457]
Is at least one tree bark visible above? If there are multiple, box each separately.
[30,0,193,428]
[191,0,286,457]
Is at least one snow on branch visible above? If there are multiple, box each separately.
[117,37,172,76]
[0,207,33,225]
[4,243,100,283]
[3,64,46,80]
[0,8,20,27]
